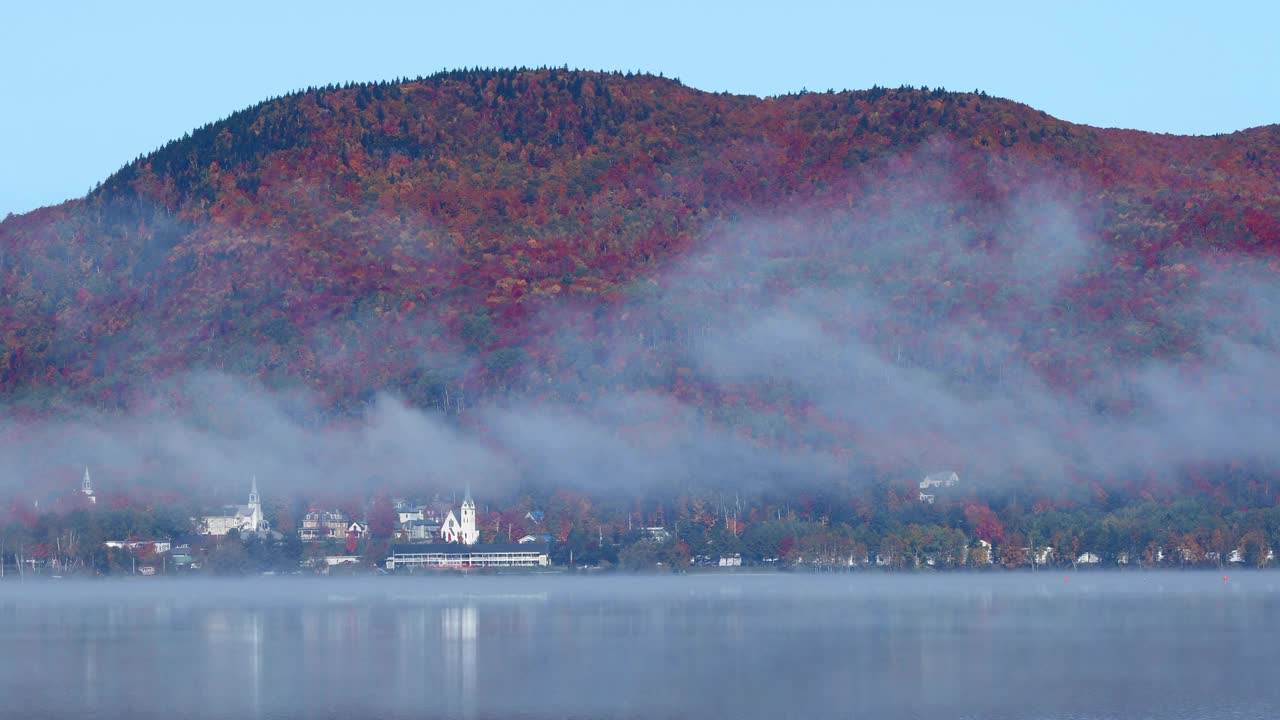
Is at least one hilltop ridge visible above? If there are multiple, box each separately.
[4,69,1277,409]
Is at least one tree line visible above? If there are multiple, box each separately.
[3,480,1278,576]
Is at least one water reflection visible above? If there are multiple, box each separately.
[441,605,478,719]
[0,573,1276,719]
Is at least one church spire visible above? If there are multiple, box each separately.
[460,484,478,545]
[246,476,264,533]
[81,467,95,503]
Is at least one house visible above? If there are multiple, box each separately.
[397,519,441,543]
[1224,547,1276,564]
[970,539,994,565]
[718,554,742,567]
[524,510,545,526]
[199,478,267,536]
[919,471,959,504]
[385,543,551,570]
[1075,552,1102,565]
[397,504,443,525]
[300,510,350,540]
[920,471,960,489]
[518,533,554,544]
[641,527,671,542]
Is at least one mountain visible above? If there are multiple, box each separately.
[3,68,1280,500]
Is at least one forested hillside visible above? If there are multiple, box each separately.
[3,68,1280,569]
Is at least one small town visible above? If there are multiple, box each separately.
[1,466,1275,579]
[1,468,712,577]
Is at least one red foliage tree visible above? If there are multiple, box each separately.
[367,495,397,539]
[964,502,1004,544]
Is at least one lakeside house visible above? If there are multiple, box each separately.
[300,510,349,540]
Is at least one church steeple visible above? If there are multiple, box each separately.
[460,484,478,545]
[245,476,264,533]
[81,467,96,504]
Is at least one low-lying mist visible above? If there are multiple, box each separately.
[4,139,1280,505]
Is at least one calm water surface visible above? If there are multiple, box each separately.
[0,571,1276,719]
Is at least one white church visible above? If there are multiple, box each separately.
[439,486,480,545]
[198,477,268,536]
[385,486,551,570]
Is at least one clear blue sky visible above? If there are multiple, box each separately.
[2,1,1276,218]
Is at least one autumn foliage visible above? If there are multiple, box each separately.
[2,69,1280,533]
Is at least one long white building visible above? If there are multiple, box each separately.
[385,543,551,570]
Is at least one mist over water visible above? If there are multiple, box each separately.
[1,572,1276,720]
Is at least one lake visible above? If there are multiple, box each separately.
[0,571,1275,719]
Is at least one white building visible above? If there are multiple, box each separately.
[82,467,96,504]
[199,478,267,536]
[104,540,171,554]
[440,487,480,545]
[919,471,960,503]
[385,543,550,570]
[641,527,671,542]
